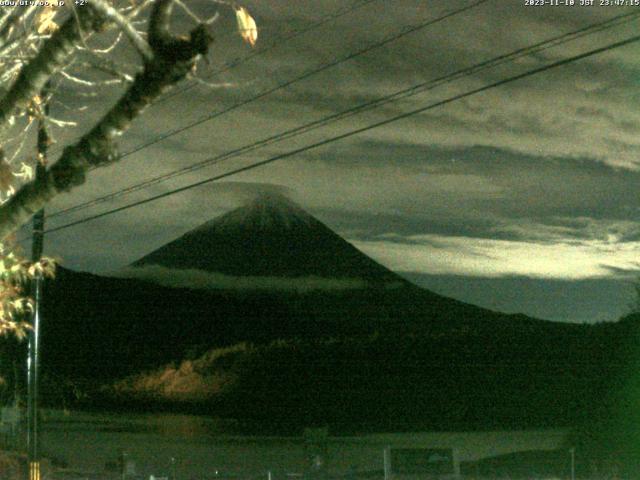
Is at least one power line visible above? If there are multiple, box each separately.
[45,9,640,222]
[155,0,382,106]
[41,0,382,161]
[93,0,491,165]
[46,0,491,220]
[40,32,640,237]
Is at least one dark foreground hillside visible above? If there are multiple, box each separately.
[34,266,583,382]
[1,194,638,473]
[100,317,640,475]
[0,270,636,473]
[104,320,632,432]
[7,266,635,439]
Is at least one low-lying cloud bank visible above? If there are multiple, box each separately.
[115,265,368,292]
[355,234,640,280]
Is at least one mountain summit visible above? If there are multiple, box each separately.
[131,193,405,284]
[38,194,610,436]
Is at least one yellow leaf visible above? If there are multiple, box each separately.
[13,162,33,181]
[27,95,42,122]
[235,6,257,47]
[36,4,59,35]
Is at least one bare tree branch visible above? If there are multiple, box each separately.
[0,5,38,47]
[80,57,135,83]
[90,0,154,61]
[77,31,123,54]
[0,6,107,132]
[148,0,175,49]
[0,0,213,241]
[59,69,123,87]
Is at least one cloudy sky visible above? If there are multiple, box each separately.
[17,0,640,323]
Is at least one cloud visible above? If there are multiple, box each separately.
[236,3,640,169]
[42,140,640,276]
[30,1,640,328]
[115,265,368,292]
[354,233,640,280]
[489,217,640,244]
[404,273,634,323]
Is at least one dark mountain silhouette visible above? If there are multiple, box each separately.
[0,194,633,444]
[30,196,551,382]
[123,194,577,334]
[131,193,406,284]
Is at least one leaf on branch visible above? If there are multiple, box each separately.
[27,95,43,124]
[5,320,32,341]
[40,257,57,278]
[9,263,23,274]
[36,4,60,35]
[27,258,56,279]
[13,162,34,181]
[235,6,257,47]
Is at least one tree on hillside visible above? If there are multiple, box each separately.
[0,0,258,336]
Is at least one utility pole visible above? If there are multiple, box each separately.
[27,89,49,480]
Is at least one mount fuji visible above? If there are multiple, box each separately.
[13,193,630,434]
[36,194,537,379]
[128,193,407,286]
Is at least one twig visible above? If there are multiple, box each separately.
[59,70,123,87]
[0,0,213,240]
[78,31,123,54]
[0,5,38,47]
[0,5,107,132]
[78,58,135,83]
[89,0,153,61]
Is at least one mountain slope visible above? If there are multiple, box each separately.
[131,193,406,284]
[33,194,587,385]
[8,193,624,435]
